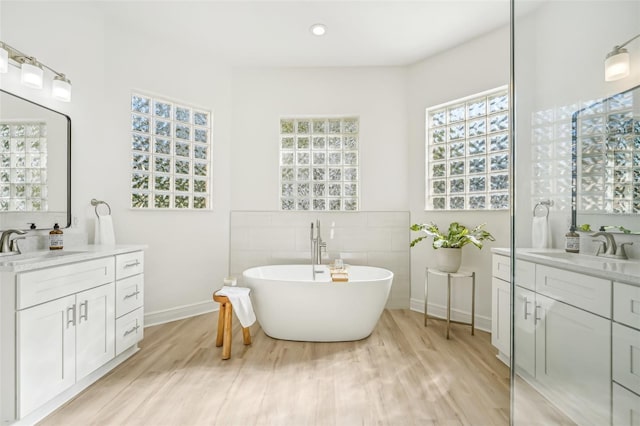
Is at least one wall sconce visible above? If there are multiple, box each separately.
[0,40,72,102]
[605,33,640,82]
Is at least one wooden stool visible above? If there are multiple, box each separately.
[213,293,252,360]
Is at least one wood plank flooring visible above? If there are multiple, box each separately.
[40,309,512,426]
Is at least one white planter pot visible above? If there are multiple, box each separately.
[435,248,462,273]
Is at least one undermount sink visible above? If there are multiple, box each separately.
[0,250,87,265]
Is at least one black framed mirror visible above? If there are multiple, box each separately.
[571,84,639,230]
[0,89,71,230]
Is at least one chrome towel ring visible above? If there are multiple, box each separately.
[533,199,553,218]
[90,198,112,218]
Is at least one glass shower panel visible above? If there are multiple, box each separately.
[512,1,640,425]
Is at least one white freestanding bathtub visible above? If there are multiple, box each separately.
[242,264,393,342]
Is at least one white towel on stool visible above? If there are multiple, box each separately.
[531,216,551,248]
[216,286,256,328]
[95,215,116,245]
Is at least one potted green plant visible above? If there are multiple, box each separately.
[410,222,495,272]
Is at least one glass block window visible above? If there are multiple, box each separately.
[577,89,639,214]
[425,87,510,210]
[130,93,212,209]
[279,117,359,211]
[0,122,47,212]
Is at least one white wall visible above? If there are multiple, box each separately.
[230,66,409,211]
[101,22,234,324]
[229,211,410,308]
[1,1,511,328]
[1,2,235,323]
[406,26,511,330]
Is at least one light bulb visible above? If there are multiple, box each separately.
[21,60,44,89]
[310,24,327,36]
[52,75,72,102]
[0,45,8,73]
[605,47,630,82]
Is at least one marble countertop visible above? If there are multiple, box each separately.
[0,245,147,272]
[492,247,640,285]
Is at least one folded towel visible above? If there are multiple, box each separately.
[531,215,551,249]
[215,286,256,328]
[95,215,116,245]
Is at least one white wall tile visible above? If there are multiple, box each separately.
[230,210,410,308]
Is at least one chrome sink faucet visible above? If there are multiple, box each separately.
[0,229,28,254]
[310,220,327,280]
[591,231,632,259]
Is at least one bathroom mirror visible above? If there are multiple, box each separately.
[571,83,639,230]
[0,89,70,230]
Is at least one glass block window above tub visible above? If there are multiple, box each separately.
[279,117,359,211]
[425,86,510,210]
[130,93,212,209]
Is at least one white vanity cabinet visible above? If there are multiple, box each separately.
[513,285,535,377]
[491,254,511,363]
[16,257,115,418]
[114,251,144,355]
[17,283,115,417]
[534,292,611,425]
[0,247,145,425]
[491,250,618,426]
[491,254,535,366]
[612,282,640,424]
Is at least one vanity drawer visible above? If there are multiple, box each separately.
[17,257,115,310]
[614,282,640,330]
[115,274,144,318]
[115,307,144,355]
[613,322,640,395]
[514,260,535,291]
[492,254,511,281]
[115,251,144,280]
[535,264,611,318]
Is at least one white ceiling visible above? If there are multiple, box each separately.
[101,0,512,67]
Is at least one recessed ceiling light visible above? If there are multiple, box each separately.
[310,23,327,36]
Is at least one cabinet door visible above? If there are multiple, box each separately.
[535,294,611,425]
[513,286,535,377]
[17,295,76,418]
[491,277,511,361]
[76,283,115,380]
[613,383,640,426]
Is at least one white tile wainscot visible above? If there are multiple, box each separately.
[229,211,410,308]
[0,245,146,426]
[491,247,640,426]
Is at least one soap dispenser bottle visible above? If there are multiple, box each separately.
[564,226,580,253]
[49,223,63,250]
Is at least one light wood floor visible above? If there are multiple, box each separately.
[40,309,512,426]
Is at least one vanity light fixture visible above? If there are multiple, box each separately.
[0,40,72,101]
[605,33,640,82]
[0,44,8,73]
[310,23,327,36]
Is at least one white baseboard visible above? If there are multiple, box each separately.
[144,300,217,327]
[386,296,410,309]
[409,297,491,333]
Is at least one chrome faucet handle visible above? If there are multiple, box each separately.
[592,240,606,256]
[590,231,617,256]
[9,236,26,254]
[617,242,633,259]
